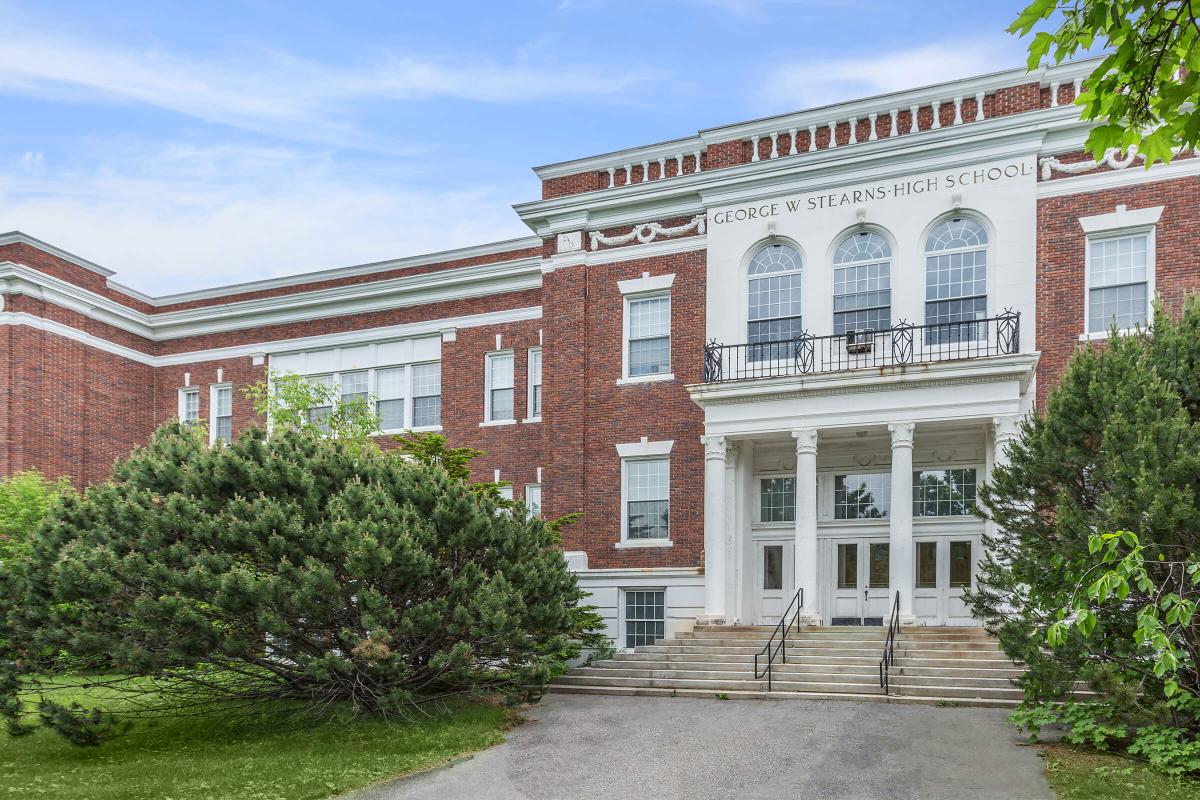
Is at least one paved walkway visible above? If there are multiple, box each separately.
[345,694,1052,800]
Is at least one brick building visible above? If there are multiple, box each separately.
[3,56,1198,645]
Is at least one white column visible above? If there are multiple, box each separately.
[792,429,821,625]
[700,434,729,624]
[987,415,1023,552]
[888,422,916,624]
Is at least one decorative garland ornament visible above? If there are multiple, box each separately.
[1039,145,1190,180]
[589,214,707,251]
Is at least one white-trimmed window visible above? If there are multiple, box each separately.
[625,295,671,378]
[498,484,514,503]
[302,363,441,434]
[178,387,200,428]
[623,589,665,648]
[625,457,669,540]
[759,477,796,523]
[525,483,542,519]
[307,374,335,432]
[913,468,978,517]
[412,362,441,428]
[376,366,406,431]
[833,231,892,335]
[833,472,890,519]
[211,385,233,443]
[1087,233,1150,334]
[924,217,988,342]
[485,352,515,422]
[527,347,542,419]
[748,243,804,357]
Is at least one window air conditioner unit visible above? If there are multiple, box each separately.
[845,329,874,354]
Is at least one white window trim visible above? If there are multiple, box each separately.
[617,439,674,548]
[209,383,232,445]
[617,272,675,295]
[619,587,668,651]
[178,387,200,423]
[300,362,443,435]
[753,472,797,528]
[483,350,516,424]
[524,482,542,519]
[1079,224,1156,341]
[523,346,542,423]
[621,290,672,383]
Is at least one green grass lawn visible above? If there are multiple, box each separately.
[0,677,510,800]
[1042,745,1200,800]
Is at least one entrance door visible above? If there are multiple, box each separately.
[912,536,980,625]
[754,541,794,625]
[829,539,890,625]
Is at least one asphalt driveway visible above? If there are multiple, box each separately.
[345,694,1052,800]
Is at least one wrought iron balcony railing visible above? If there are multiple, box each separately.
[702,311,1020,384]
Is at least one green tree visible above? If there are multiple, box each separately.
[1011,0,1200,166]
[969,297,1200,720]
[0,470,70,566]
[1,422,597,744]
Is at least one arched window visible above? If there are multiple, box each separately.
[833,231,892,335]
[924,217,988,342]
[747,243,804,358]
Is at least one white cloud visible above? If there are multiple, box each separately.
[0,27,662,149]
[757,37,1027,112]
[0,141,534,295]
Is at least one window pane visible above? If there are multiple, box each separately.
[181,390,200,423]
[624,590,665,648]
[529,349,542,416]
[215,386,232,416]
[525,484,542,519]
[748,243,802,275]
[925,219,987,337]
[916,541,938,588]
[833,258,891,335]
[913,469,978,517]
[628,336,671,376]
[759,477,796,522]
[627,459,668,540]
[949,540,973,587]
[340,371,368,403]
[488,353,514,389]
[377,398,404,430]
[763,545,783,591]
[834,473,891,519]
[869,543,890,588]
[216,416,232,442]
[377,367,405,401]
[413,363,441,427]
[1090,235,1148,288]
[1089,283,1147,333]
[490,387,514,421]
[628,296,670,339]
[837,543,858,589]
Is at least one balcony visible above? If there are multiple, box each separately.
[702,312,1021,384]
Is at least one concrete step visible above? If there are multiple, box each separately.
[889,683,1025,701]
[890,674,1018,689]
[569,667,880,685]
[616,651,889,667]
[590,660,882,675]
[554,674,884,694]
[546,683,1019,708]
[896,666,1023,679]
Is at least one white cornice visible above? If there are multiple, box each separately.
[515,104,1083,232]
[1036,156,1200,198]
[0,306,542,367]
[130,236,542,305]
[687,353,1040,407]
[0,231,116,277]
[0,256,542,342]
[543,235,707,273]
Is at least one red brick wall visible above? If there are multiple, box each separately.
[1036,174,1200,406]
[541,249,707,569]
[5,325,156,486]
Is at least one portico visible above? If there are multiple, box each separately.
[689,349,1038,628]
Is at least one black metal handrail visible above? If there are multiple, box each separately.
[879,590,901,695]
[754,587,804,692]
[703,311,1021,383]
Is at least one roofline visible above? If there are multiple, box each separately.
[531,56,1104,179]
[0,230,542,306]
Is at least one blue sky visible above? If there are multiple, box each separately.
[0,0,1032,294]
